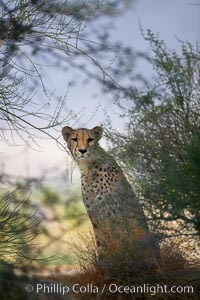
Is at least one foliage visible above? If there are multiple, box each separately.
[0,174,89,270]
[39,184,87,227]
[0,189,41,269]
[0,0,135,147]
[0,182,42,298]
[106,32,200,238]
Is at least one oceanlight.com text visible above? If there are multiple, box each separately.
[25,282,194,296]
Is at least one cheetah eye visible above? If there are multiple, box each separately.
[71,137,78,142]
[88,137,94,143]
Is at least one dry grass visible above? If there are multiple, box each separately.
[61,233,200,300]
[2,233,199,300]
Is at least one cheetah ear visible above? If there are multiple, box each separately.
[91,126,103,141]
[62,126,74,141]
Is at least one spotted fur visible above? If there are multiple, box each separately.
[62,126,159,264]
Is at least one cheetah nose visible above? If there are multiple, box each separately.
[79,148,87,154]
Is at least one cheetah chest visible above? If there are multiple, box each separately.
[80,165,119,214]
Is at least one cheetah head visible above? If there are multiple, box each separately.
[62,126,103,161]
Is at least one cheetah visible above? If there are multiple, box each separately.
[62,126,160,268]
